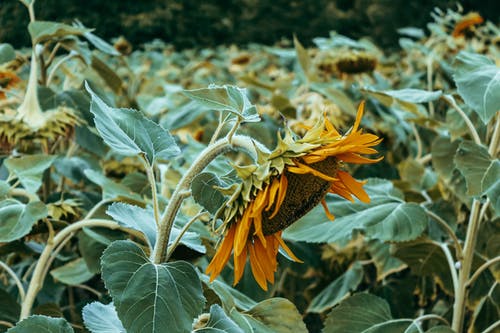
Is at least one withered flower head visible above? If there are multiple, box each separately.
[336,52,377,74]
[206,101,383,290]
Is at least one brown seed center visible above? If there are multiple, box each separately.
[262,156,338,235]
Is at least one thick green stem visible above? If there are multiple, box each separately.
[451,200,481,332]
[152,135,263,264]
[19,219,140,319]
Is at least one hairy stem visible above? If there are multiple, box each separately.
[152,135,263,264]
[165,210,208,261]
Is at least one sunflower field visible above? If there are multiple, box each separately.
[0,1,499,333]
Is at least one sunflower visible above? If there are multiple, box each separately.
[452,12,483,38]
[206,101,383,290]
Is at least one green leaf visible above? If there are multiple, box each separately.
[183,85,260,123]
[294,35,314,81]
[308,262,364,313]
[106,202,157,248]
[84,169,142,203]
[4,155,57,193]
[323,293,410,333]
[101,240,205,333]
[453,51,500,124]
[470,284,500,333]
[201,276,257,312]
[90,56,123,93]
[310,83,357,116]
[284,179,428,246]
[73,20,121,56]
[362,88,441,116]
[50,258,94,285]
[195,304,243,333]
[454,141,494,196]
[0,199,48,242]
[0,43,16,64]
[86,83,180,164]
[28,21,92,44]
[392,240,454,294]
[6,315,73,333]
[425,327,456,333]
[366,240,407,281]
[482,160,500,216]
[78,228,126,273]
[82,302,125,333]
[241,298,307,333]
[191,172,227,215]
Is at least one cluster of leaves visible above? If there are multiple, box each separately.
[0,3,498,333]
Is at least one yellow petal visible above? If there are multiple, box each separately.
[337,170,370,203]
[321,198,335,221]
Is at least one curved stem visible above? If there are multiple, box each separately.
[482,320,500,333]
[488,113,500,156]
[152,135,262,264]
[0,260,26,302]
[416,314,450,326]
[442,95,481,145]
[452,199,482,333]
[143,159,160,229]
[46,52,79,86]
[425,209,463,260]
[466,256,500,288]
[411,123,423,160]
[165,210,208,261]
[438,242,459,296]
[19,219,127,319]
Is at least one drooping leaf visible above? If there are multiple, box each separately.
[454,140,495,197]
[82,302,125,333]
[366,240,407,281]
[284,179,428,246]
[191,172,227,215]
[322,293,411,333]
[453,51,500,124]
[201,276,257,312]
[307,262,364,313]
[28,21,92,44]
[183,85,260,123]
[6,315,74,333]
[101,240,205,333]
[106,202,157,248]
[195,304,243,333]
[4,155,57,194]
[73,20,121,56]
[90,56,123,93]
[311,83,357,116]
[50,258,94,285]
[293,35,314,81]
[86,83,180,164]
[470,284,500,333]
[84,169,142,203]
[0,199,48,242]
[392,240,454,294]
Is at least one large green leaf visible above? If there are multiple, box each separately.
[284,179,428,246]
[366,240,407,281]
[191,172,227,215]
[50,258,94,285]
[86,83,180,164]
[6,315,73,333]
[392,240,454,294]
[28,21,92,44]
[84,169,142,203]
[0,199,48,242]
[101,240,205,333]
[482,160,500,216]
[308,262,364,313]
[195,304,243,333]
[453,51,500,124]
[106,202,157,248]
[4,155,57,194]
[233,298,307,333]
[183,85,260,123]
[454,141,498,197]
[322,293,411,333]
[362,88,442,116]
[82,302,125,333]
[201,276,257,312]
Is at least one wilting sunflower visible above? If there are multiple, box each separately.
[206,101,383,290]
[0,70,21,99]
[452,12,483,38]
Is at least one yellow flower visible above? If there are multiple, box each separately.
[206,101,382,290]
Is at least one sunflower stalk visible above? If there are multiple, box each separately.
[152,134,261,264]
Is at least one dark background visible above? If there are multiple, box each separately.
[1,0,499,49]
